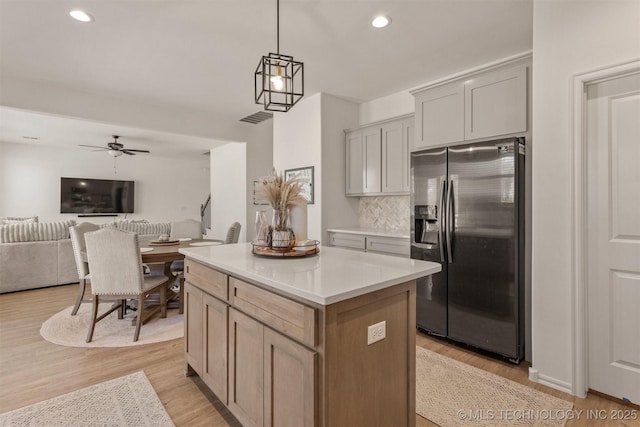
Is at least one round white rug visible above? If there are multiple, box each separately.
[40,303,183,348]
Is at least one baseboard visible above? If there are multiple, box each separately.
[528,367,573,395]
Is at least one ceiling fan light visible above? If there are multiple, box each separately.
[108,149,122,157]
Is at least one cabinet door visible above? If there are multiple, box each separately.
[228,308,263,427]
[329,232,366,251]
[264,328,317,427]
[402,118,413,193]
[414,81,464,150]
[465,65,527,140]
[381,121,405,193]
[184,283,203,376]
[202,293,228,404]
[362,127,382,194]
[345,130,363,195]
[366,236,409,257]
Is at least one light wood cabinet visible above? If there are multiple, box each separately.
[346,116,412,196]
[412,64,528,150]
[184,258,417,427]
[414,80,464,150]
[228,308,264,427]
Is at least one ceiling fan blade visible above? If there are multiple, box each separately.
[124,149,150,153]
[121,150,136,155]
[79,144,108,149]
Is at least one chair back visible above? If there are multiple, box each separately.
[170,219,202,239]
[224,222,242,244]
[69,222,100,280]
[84,228,144,295]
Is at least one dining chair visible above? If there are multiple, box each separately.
[84,228,169,342]
[224,221,242,244]
[69,222,100,316]
[169,219,202,314]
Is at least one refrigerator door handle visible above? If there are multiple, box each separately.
[438,179,446,262]
[445,178,453,263]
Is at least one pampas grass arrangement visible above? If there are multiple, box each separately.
[256,169,308,228]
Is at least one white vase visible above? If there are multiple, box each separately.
[289,202,308,242]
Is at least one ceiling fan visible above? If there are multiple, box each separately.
[79,135,150,157]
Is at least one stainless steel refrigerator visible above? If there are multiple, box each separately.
[411,137,525,362]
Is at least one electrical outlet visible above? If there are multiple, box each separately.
[367,321,386,345]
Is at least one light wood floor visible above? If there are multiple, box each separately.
[0,283,636,426]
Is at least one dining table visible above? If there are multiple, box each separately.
[137,236,224,313]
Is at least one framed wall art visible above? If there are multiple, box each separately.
[284,166,314,204]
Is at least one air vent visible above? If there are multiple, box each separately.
[239,111,273,124]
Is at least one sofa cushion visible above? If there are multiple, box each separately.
[0,240,59,292]
[0,216,38,225]
[0,220,76,243]
[119,222,170,236]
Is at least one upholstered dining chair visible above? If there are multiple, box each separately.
[84,228,170,342]
[169,219,202,314]
[224,221,242,244]
[69,222,100,315]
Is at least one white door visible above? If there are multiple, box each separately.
[587,71,640,404]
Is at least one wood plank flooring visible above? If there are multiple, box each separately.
[0,283,636,426]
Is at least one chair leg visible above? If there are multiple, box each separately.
[118,299,125,319]
[71,279,87,316]
[86,295,99,343]
[178,276,185,315]
[133,294,144,342]
[160,283,167,318]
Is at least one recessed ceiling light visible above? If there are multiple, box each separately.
[371,15,390,29]
[69,9,94,23]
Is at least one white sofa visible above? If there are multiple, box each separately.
[0,219,171,293]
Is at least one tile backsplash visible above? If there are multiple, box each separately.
[359,196,410,232]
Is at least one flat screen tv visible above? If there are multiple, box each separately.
[60,177,135,214]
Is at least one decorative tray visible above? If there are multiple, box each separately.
[148,239,180,246]
[251,240,320,258]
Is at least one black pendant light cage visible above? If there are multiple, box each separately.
[255,53,304,112]
[254,0,304,112]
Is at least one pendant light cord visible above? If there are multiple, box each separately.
[276,0,280,54]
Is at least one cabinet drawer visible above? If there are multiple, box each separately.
[366,236,409,257]
[229,277,317,348]
[185,259,228,301]
[330,233,366,250]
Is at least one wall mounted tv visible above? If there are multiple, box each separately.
[60,177,135,214]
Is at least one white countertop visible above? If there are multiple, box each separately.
[179,243,440,305]
[327,227,410,239]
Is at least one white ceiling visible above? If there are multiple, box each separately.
[0,0,533,156]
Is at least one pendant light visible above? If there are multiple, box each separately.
[254,0,304,112]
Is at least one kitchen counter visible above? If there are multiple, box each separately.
[179,242,438,305]
[180,242,440,426]
[326,226,409,239]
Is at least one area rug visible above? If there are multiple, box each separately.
[416,347,573,426]
[40,304,183,348]
[0,371,174,426]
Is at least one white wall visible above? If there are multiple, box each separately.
[530,0,640,394]
[245,120,274,242]
[273,94,323,241]
[211,143,247,242]
[359,91,414,127]
[0,141,209,223]
[320,93,360,242]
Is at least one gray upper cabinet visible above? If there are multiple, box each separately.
[345,130,364,195]
[464,65,527,140]
[414,81,464,151]
[346,116,412,196]
[412,63,528,150]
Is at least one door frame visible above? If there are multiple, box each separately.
[570,59,640,398]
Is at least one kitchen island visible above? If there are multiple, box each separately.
[179,242,440,427]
